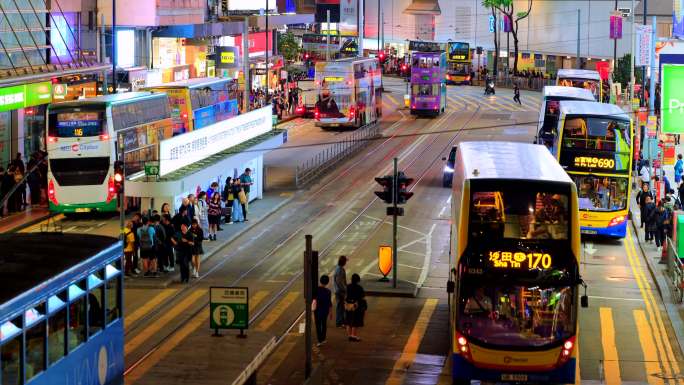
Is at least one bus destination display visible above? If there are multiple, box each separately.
[488,250,552,269]
[573,156,615,170]
[55,112,101,137]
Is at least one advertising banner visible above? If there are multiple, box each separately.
[674,0,684,38]
[216,46,238,69]
[159,106,272,176]
[661,64,684,133]
[339,0,357,36]
[635,24,652,67]
[0,82,52,113]
[610,14,623,39]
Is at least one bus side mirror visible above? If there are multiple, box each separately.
[446,280,455,293]
[581,295,589,308]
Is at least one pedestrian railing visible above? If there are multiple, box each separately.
[665,237,684,303]
[295,123,380,188]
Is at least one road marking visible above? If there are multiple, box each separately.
[588,295,645,302]
[417,223,436,288]
[19,213,65,233]
[384,298,438,385]
[125,289,269,383]
[634,309,666,385]
[599,307,621,385]
[625,228,678,383]
[125,289,179,327]
[386,94,399,106]
[255,291,300,332]
[125,289,206,356]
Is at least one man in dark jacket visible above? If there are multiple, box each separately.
[636,182,653,228]
[643,195,657,243]
[655,201,671,252]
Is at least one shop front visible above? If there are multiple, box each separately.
[152,37,211,83]
[0,82,53,166]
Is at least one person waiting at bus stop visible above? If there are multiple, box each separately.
[636,182,653,229]
[175,223,194,284]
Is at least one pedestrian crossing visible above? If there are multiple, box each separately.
[446,88,542,113]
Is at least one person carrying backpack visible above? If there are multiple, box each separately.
[137,216,157,277]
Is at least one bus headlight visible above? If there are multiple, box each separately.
[444,166,454,173]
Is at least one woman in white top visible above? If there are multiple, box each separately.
[196,191,209,237]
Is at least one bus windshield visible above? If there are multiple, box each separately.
[458,269,575,348]
[49,110,105,138]
[558,78,599,96]
[562,116,631,152]
[470,190,570,241]
[573,175,628,211]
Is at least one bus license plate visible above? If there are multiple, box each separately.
[581,229,597,235]
[501,374,527,382]
[75,208,91,213]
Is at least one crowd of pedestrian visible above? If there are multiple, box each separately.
[0,151,48,216]
[122,168,254,283]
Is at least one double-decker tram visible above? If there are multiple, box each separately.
[536,86,595,148]
[448,141,585,385]
[0,233,123,385]
[313,57,382,128]
[409,40,447,116]
[553,101,633,238]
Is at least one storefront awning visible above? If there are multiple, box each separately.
[153,21,245,39]
[403,0,441,16]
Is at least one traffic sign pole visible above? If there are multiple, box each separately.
[392,157,398,289]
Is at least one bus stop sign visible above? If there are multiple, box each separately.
[210,287,249,331]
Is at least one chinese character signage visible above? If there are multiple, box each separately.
[635,24,652,67]
[610,14,622,39]
[488,251,553,270]
[158,106,272,176]
[339,0,357,36]
[209,287,249,330]
[0,82,52,113]
[661,64,684,134]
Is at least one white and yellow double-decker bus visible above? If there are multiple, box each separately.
[449,141,583,384]
[554,101,633,238]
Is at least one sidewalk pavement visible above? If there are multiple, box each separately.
[0,206,51,233]
[629,169,684,355]
[125,191,295,288]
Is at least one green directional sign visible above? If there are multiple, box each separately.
[144,161,160,176]
[210,287,248,330]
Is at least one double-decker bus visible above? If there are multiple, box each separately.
[0,233,123,385]
[313,58,382,128]
[302,33,343,61]
[446,42,472,85]
[47,92,174,213]
[553,101,633,238]
[556,69,602,102]
[449,141,584,385]
[145,77,239,135]
[410,51,447,116]
[537,86,595,148]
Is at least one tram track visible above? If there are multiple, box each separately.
[123,99,460,376]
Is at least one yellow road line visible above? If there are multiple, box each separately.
[126,289,269,383]
[634,309,666,385]
[125,289,179,327]
[249,290,270,312]
[446,96,468,110]
[19,213,65,233]
[385,298,439,385]
[386,94,399,106]
[255,292,300,332]
[125,289,206,355]
[625,229,678,384]
[600,307,622,385]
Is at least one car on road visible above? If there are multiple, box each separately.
[443,146,457,187]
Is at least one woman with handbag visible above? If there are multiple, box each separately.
[345,273,366,342]
[207,192,222,241]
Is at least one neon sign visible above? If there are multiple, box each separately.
[573,156,615,169]
[488,251,552,269]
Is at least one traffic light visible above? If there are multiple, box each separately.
[378,52,386,64]
[113,160,124,194]
[374,176,394,204]
[396,172,414,204]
